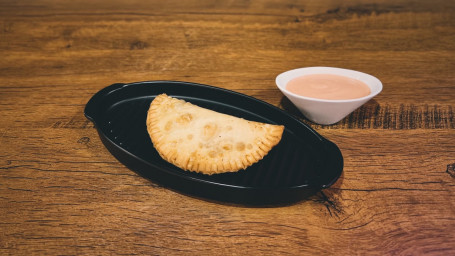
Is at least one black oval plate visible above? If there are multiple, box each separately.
[84,81,343,205]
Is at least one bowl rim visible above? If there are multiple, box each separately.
[276,66,383,103]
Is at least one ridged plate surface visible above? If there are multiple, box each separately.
[85,81,343,205]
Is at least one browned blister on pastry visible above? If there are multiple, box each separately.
[146,94,284,175]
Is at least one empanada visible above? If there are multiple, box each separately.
[146,94,284,175]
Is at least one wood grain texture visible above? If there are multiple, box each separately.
[1,0,454,255]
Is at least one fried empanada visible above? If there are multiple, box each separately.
[146,94,284,175]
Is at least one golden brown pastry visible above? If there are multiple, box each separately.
[146,94,284,175]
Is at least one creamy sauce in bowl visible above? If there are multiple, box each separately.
[285,74,371,100]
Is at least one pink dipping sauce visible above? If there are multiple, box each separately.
[286,74,371,100]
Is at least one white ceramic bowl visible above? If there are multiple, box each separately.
[276,67,382,125]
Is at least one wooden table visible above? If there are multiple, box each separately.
[1,0,454,255]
